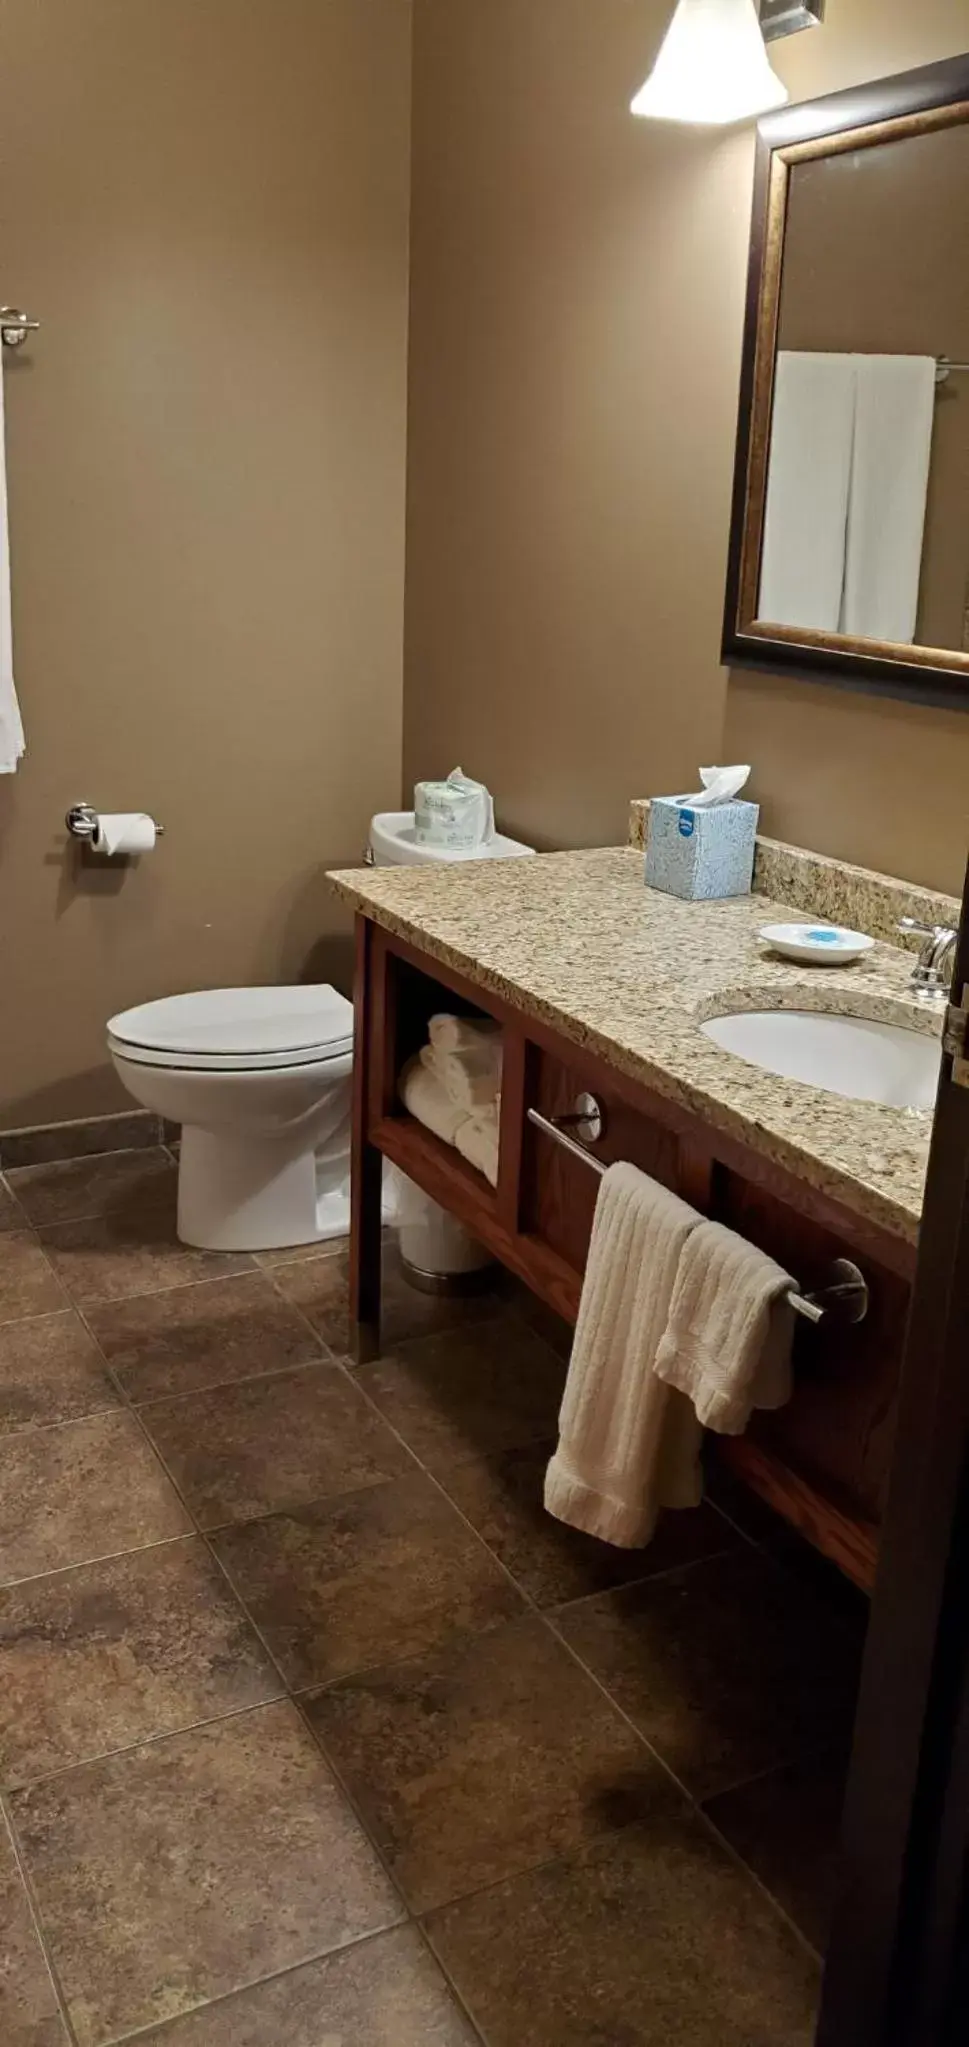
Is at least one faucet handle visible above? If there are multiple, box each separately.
[897,917,951,939]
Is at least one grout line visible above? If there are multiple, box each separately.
[2,1790,81,2045]
[3,1694,292,1799]
[95,1923,451,2046]
[0,1524,199,1596]
[120,1347,337,1416]
[411,1918,490,2046]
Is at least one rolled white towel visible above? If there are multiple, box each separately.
[420,1040,501,1111]
[455,1113,500,1187]
[398,1056,471,1148]
[429,1012,501,1055]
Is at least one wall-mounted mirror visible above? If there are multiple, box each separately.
[723,53,969,704]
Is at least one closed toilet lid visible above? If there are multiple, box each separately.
[107,986,355,1071]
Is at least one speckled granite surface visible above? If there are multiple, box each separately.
[629,799,961,945]
[329,848,943,1245]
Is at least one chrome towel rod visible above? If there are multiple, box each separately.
[526,1105,868,1327]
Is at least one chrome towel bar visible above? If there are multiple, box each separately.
[526,1105,868,1326]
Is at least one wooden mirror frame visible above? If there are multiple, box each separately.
[722,52,969,708]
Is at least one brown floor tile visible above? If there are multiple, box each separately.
[425,1821,819,2047]
[0,1411,190,1588]
[38,1208,253,1309]
[0,1311,119,1436]
[87,1270,322,1402]
[11,1699,402,2047]
[307,1613,676,1913]
[214,1469,523,1690]
[275,1241,497,1352]
[0,1821,68,2045]
[557,1548,861,1801]
[0,1536,282,1787]
[0,1234,68,1323]
[705,1748,849,1952]
[131,1926,478,2045]
[0,1176,28,1232]
[6,1148,177,1228]
[141,1363,413,1529]
[1,1113,160,1171]
[439,1440,739,1608]
[355,1317,565,1476]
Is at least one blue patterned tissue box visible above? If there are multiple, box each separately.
[644,796,759,901]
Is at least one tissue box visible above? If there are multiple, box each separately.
[645,796,759,901]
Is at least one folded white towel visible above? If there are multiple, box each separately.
[0,353,24,774]
[429,1013,501,1055]
[653,1219,795,1434]
[398,1055,470,1148]
[545,1162,704,1548]
[420,1038,502,1111]
[454,1110,500,1186]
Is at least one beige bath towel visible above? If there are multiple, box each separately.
[653,1219,795,1434]
[544,1162,704,1548]
[454,1103,500,1186]
[398,1055,470,1148]
[429,1012,501,1055]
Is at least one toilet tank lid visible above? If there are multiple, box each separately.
[108,985,354,1060]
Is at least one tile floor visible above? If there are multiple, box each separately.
[0,1144,863,2046]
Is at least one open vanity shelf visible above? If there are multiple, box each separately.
[351,917,917,1594]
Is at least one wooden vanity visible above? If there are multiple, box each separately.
[330,846,943,1595]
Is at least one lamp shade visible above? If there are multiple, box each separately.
[631,0,788,125]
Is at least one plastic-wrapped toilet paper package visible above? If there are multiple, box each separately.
[413,768,495,852]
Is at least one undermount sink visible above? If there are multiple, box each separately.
[701,1009,941,1111]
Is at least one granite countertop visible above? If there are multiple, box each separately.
[328,847,942,1245]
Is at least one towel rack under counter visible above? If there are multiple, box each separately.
[526,1103,869,1327]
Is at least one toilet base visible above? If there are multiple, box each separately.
[177,1124,351,1252]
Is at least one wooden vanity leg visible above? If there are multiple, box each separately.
[349,915,383,1361]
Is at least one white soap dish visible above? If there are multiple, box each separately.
[758,922,875,966]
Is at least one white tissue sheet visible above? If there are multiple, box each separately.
[675,766,751,809]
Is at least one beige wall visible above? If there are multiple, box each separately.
[404,0,969,891]
[0,0,411,1123]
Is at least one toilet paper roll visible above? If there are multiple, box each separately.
[91,812,157,856]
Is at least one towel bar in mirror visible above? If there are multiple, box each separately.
[722,52,969,707]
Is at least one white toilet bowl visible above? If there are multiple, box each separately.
[107,986,356,1252]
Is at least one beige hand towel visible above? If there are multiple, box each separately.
[454,1106,500,1186]
[545,1162,704,1548]
[429,1012,501,1055]
[398,1055,471,1149]
[653,1219,795,1434]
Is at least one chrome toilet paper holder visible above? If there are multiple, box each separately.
[66,802,165,840]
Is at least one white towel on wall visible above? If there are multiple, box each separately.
[842,353,936,645]
[757,350,856,632]
[654,1218,795,1434]
[0,353,24,773]
[544,1162,704,1548]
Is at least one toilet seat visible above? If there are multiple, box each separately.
[107,985,354,1072]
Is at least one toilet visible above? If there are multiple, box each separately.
[107,985,356,1252]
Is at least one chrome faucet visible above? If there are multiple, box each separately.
[897,918,959,999]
